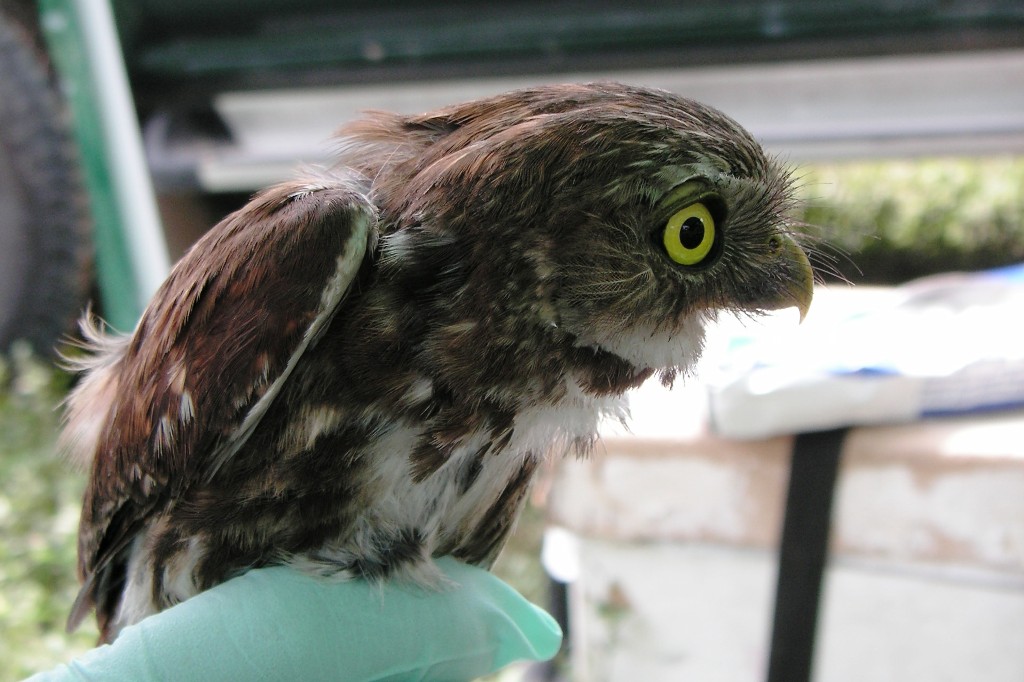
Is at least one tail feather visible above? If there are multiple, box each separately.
[58,312,129,471]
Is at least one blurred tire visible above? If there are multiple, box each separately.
[0,8,91,357]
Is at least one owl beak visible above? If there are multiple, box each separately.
[763,235,815,322]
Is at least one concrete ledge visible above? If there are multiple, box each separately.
[551,392,1024,574]
[549,380,1024,680]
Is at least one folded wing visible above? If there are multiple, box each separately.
[65,172,375,634]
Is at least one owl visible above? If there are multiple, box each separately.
[62,82,813,642]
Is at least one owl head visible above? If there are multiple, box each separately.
[336,82,812,376]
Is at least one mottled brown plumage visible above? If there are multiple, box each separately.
[62,82,813,641]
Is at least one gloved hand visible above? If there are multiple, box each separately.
[28,557,561,681]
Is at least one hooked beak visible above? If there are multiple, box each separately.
[759,235,814,322]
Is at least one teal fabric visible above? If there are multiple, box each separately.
[29,558,561,681]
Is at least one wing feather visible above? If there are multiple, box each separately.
[66,171,375,631]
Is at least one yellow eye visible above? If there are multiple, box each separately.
[663,202,716,265]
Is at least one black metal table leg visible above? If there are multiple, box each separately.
[766,428,848,682]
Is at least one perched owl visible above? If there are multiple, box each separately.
[62,82,813,642]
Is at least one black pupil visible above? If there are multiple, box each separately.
[679,217,706,249]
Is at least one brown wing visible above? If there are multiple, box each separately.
[66,172,375,631]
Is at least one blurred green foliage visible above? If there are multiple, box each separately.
[796,156,1024,283]
[0,345,96,680]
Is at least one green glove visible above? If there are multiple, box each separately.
[29,557,561,681]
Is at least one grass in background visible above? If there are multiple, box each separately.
[0,345,96,680]
[796,156,1024,283]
